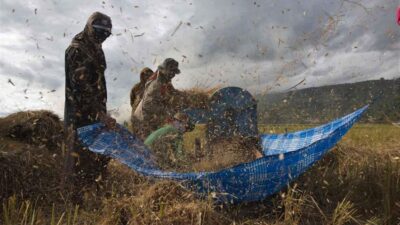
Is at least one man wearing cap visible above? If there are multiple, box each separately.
[132,58,182,138]
[64,11,116,200]
[144,112,194,170]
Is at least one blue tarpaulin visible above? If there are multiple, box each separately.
[77,105,368,203]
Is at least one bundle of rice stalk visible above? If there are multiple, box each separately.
[0,110,63,149]
[99,180,230,225]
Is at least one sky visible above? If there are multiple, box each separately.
[0,0,399,121]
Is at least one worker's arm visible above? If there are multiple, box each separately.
[98,112,116,129]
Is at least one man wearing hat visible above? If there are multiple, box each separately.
[64,11,116,201]
[132,58,182,138]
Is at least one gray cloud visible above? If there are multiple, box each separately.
[0,0,399,121]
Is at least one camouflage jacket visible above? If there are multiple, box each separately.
[64,32,107,128]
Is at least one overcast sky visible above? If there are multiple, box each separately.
[0,0,399,120]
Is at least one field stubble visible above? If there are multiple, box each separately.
[1,111,399,225]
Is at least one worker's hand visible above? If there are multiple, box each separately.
[99,113,117,129]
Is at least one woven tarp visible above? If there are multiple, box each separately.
[77,106,368,203]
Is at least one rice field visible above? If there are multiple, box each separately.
[1,123,399,225]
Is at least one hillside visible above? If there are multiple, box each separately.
[257,78,400,124]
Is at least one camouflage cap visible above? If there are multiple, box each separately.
[87,12,112,28]
[158,58,180,74]
[84,12,112,43]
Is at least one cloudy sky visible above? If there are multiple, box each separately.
[0,0,399,120]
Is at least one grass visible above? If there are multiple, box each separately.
[258,124,400,155]
[1,118,399,224]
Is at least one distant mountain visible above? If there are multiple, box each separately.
[256,78,400,124]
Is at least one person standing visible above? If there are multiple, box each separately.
[63,12,116,202]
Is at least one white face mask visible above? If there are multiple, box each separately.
[172,121,186,132]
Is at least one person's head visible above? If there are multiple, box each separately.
[158,58,180,81]
[170,112,194,132]
[140,67,154,83]
[85,12,112,44]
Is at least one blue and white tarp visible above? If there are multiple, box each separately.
[77,105,368,203]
